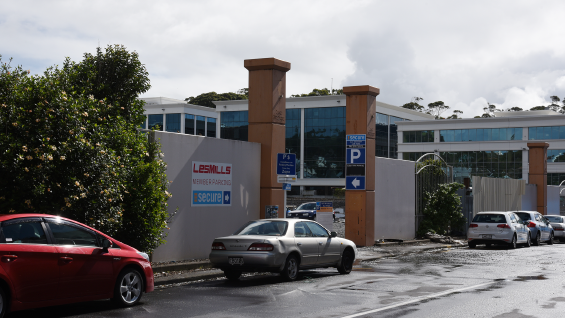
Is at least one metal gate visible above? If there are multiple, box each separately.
[415,153,453,234]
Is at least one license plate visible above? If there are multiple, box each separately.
[481,234,492,239]
[303,213,309,216]
[228,257,244,265]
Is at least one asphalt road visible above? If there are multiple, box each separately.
[9,242,565,318]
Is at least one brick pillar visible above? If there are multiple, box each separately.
[528,142,549,215]
[245,58,290,218]
[344,85,379,246]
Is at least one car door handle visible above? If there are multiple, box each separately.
[2,255,17,262]
[60,256,73,263]
[297,242,302,246]
[318,242,324,245]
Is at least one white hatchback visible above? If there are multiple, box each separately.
[468,211,531,249]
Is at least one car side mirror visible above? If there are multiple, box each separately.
[102,238,112,251]
[330,231,337,238]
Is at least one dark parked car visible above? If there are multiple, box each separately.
[287,202,317,220]
[0,214,154,317]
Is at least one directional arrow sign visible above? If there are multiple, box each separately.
[346,176,365,190]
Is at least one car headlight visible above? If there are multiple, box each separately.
[137,252,150,262]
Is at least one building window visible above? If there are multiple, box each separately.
[440,128,523,142]
[304,107,346,178]
[389,116,405,159]
[403,131,435,143]
[548,149,565,162]
[148,114,163,131]
[529,126,565,140]
[286,109,301,176]
[403,150,523,184]
[185,114,195,134]
[548,173,565,185]
[375,113,389,158]
[220,111,248,141]
[207,118,217,138]
[165,113,181,133]
[196,116,205,136]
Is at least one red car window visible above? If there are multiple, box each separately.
[2,220,48,245]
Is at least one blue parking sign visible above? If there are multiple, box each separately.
[347,148,366,164]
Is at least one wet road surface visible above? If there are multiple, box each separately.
[9,243,565,318]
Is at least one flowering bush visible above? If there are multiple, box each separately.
[0,46,170,253]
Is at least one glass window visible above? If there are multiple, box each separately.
[196,116,206,136]
[185,114,195,134]
[46,221,99,247]
[286,109,301,176]
[469,129,476,142]
[446,130,454,142]
[552,127,560,139]
[515,128,522,140]
[148,114,163,131]
[207,118,216,138]
[440,130,446,142]
[305,107,346,177]
[233,221,288,236]
[560,126,565,139]
[1,219,48,244]
[294,222,313,237]
[221,111,249,141]
[537,127,544,140]
[529,127,536,140]
[165,113,181,133]
[544,127,551,139]
[484,129,491,141]
[492,129,499,141]
[305,222,329,237]
[454,130,461,142]
[476,129,484,141]
[462,130,468,142]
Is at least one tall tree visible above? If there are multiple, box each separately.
[0,45,171,253]
[427,101,450,119]
[290,88,343,97]
[401,97,425,112]
[185,90,248,108]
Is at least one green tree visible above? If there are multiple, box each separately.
[417,182,466,236]
[427,101,450,119]
[506,107,523,112]
[530,106,547,111]
[185,90,248,108]
[290,88,343,97]
[401,97,425,112]
[0,46,170,253]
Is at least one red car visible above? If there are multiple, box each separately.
[0,214,154,317]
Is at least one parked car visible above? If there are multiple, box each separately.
[467,211,531,249]
[209,219,357,281]
[0,214,153,317]
[287,202,317,220]
[545,215,565,242]
[514,211,555,245]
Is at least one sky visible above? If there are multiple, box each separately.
[2,0,565,118]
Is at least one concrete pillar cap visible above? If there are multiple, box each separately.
[244,58,291,72]
[526,142,549,148]
[343,85,380,96]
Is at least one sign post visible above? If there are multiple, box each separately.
[345,135,366,190]
[277,153,296,218]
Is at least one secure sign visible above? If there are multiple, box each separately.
[192,161,232,206]
[346,134,366,190]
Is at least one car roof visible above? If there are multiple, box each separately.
[477,211,509,214]
[0,214,102,235]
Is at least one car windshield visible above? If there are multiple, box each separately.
[472,214,506,223]
[233,221,288,236]
[297,203,316,210]
[546,216,563,223]
[515,213,531,221]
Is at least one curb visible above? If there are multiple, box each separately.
[154,270,224,286]
[374,239,430,246]
[152,261,214,273]
[359,244,466,262]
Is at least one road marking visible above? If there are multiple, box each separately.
[340,281,493,318]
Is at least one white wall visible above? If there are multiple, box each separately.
[374,157,416,240]
[548,185,561,215]
[151,131,261,261]
[521,184,537,211]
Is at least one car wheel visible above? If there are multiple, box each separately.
[0,286,6,318]
[548,232,554,245]
[525,233,531,247]
[533,232,541,246]
[281,255,299,281]
[337,249,354,274]
[468,242,476,249]
[508,235,517,249]
[224,270,242,281]
[112,268,143,307]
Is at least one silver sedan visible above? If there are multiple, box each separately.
[209,218,358,281]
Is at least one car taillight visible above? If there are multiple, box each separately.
[469,224,478,228]
[497,224,511,229]
[247,243,274,251]
[211,242,226,250]
[527,222,536,228]
[554,227,564,231]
